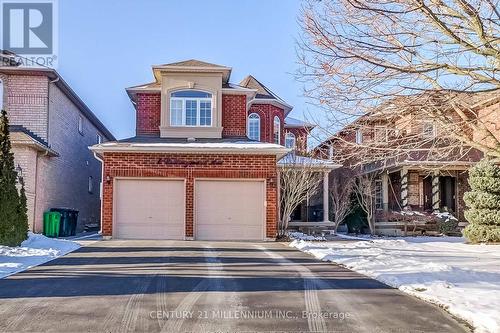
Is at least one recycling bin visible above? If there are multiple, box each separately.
[50,208,79,237]
[43,211,61,238]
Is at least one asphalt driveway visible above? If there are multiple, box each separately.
[0,240,468,333]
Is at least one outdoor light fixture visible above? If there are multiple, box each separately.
[16,164,23,178]
[106,175,111,184]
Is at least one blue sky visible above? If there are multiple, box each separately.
[57,0,312,140]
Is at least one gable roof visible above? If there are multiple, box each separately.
[153,59,232,83]
[240,75,293,114]
[158,59,229,68]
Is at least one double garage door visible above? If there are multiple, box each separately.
[114,179,265,240]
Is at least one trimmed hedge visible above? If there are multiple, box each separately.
[464,160,500,243]
[463,224,500,243]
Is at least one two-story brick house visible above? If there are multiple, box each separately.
[91,59,318,240]
[315,92,499,235]
[0,61,115,233]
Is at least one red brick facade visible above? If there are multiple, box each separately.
[136,93,161,136]
[101,152,278,239]
[285,127,309,153]
[248,104,285,144]
[222,94,247,137]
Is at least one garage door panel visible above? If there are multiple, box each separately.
[195,225,263,241]
[114,179,185,239]
[195,180,264,240]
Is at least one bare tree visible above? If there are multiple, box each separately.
[330,169,354,233]
[298,0,500,165]
[352,173,378,235]
[278,156,323,237]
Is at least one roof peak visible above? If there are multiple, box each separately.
[157,59,230,68]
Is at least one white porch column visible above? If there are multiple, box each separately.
[323,170,330,222]
[432,171,440,213]
[400,167,409,210]
[382,171,389,211]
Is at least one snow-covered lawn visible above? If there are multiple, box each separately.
[291,235,500,333]
[0,232,80,279]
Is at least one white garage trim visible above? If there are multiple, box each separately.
[194,178,266,241]
[112,177,186,240]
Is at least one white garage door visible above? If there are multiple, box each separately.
[114,179,185,239]
[195,180,265,241]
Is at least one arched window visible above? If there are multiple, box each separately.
[170,90,212,126]
[273,116,281,145]
[0,79,3,110]
[285,132,296,149]
[247,113,260,141]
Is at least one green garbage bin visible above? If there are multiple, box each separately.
[50,208,79,237]
[43,211,61,238]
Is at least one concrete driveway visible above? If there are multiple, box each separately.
[0,240,468,333]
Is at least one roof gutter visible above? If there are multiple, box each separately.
[89,144,291,158]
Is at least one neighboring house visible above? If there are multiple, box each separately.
[0,60,115,233]
[315,92,499,235]
[90,59,324,241]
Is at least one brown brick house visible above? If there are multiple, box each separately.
[91,59,318,240]
[0,62,115,233]
[315,92,499,235]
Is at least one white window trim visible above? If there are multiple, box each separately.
[285,132,296,149]
[422,121,437,138]
[247,113,261,141]
[88,176,94,194]
[170,92,213,127]
[78,115,84,135]
[355,129,363,144]
[274,116,281,145]
[328,145,334,159]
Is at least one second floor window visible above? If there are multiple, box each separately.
[78,115,84,135]
[423,121,436,138]
[329,145,335,159]
[248,113,260,141]
[285,132,296,149]
[355,129,363,144]
[170,90,212,127]
[273,116,281,145]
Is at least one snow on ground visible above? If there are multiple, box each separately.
[291,236,500,333]
[289,231,326,241]
[0,232,80,279]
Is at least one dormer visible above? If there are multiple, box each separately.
[154,60,232,138]
[127,60,234,139]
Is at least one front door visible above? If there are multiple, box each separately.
[440,176,456,212]
[422,176,433,211]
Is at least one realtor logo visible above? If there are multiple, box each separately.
[0,0,58,67]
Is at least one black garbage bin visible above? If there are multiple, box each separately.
[50,208,79,237]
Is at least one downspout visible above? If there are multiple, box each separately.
[93,151,105,235]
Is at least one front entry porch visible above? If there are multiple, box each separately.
[375,166,471,235]
[278,155,340,231]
